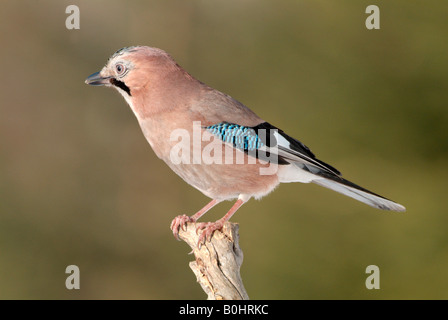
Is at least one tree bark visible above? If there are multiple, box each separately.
[177,222,249,300]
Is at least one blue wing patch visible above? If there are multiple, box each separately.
[205,123,264,151]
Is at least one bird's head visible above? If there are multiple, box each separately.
[87,46,177,93]
[85,46,197,118]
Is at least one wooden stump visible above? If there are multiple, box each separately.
[177,222,249,300]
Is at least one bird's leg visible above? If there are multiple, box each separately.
[196,198,245,246]
[170,199,220,240]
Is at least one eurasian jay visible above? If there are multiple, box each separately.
[85,46,405,244]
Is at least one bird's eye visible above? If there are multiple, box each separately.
[115,63,126,75]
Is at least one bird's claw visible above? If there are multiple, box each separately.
[170,214,194,240]
[171,216,224,247]
[195,221,224,248]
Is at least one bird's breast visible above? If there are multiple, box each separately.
[137,116,279,200]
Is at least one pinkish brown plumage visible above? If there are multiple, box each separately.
[86,46,405,245]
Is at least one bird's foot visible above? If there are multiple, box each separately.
[170,214,195,241]
[195,221,224,248]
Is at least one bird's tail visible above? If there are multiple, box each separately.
[311,172,406,212]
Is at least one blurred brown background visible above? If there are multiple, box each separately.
[0,0,447,299]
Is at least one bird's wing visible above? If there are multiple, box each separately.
[204,121,405,212]
[204,121,340,174]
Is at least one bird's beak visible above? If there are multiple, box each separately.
[85,71,112,86]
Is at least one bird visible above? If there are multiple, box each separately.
[85,46,405,244]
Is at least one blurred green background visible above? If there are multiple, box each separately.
[1,0,447,299]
